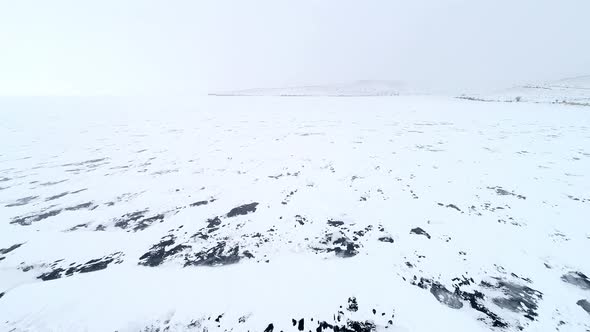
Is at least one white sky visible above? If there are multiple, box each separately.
[1,0,589,96]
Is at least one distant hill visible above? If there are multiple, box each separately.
[210,80,416,97]
[458,75,590,106]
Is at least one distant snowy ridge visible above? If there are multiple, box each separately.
[212,76,590,106]
[458,75,590,106]
[210,80,415,97]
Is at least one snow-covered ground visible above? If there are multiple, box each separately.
[1,96,589,331]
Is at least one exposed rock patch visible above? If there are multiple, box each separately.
[488,186,526,200]
[113,210,166,232]
[5,196,38,207]
[184,242,249,267]
[577,299,590,315]
[139,235,190,267]
[561,271,590,290]
[226,202,259,218]
[37,252,124,281]
[410,227,431,239]
[0,243,24,255]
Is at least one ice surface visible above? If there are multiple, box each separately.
[0,96,589,331]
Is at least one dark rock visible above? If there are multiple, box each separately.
[114,210,148,228]
[76,253,123,274]
[19,264,34,272]
[313,233,360,257]
[488,186,526,200]
[346,320,376,332]
[114,210,165,232]
[332,243,359,258]
[190,200,209,207]
[226,202,259,218]
[316,319,376,332]
[184,242,245,267]
[295,215,306,225]
[577,299,590,315]
[353,227,371,238]
[317,321,334,331]
[45,192,70,201]
[61,158,107,167]
[0,292,4,299]
[412,277,430,289]
[264,323,274,332]
[70,188,88,194]
[39,179,68,186]
[11,208,63,226]
[430,282,463,309]
[509,273,532,283]
[452,276,475,287]
[487,280,542,320]
[39,253,123,280]
[0,243,24,255]
[38,268,66,281]
[11,200,98,226]
[5,196,38,207]
[446,204,461,212]
[412,277,507,328]
[139,236,190,267]
[378,236,394,243]
[64,202,97,211]
[459,290,507,328]
[347,297,359,312]
[206,217,222,228]
[327,220,345,227]
[66,223,88,231]
[298,318,304,331]
[191,218,224,240]
[410,227,431,239]
[561,271,590,290]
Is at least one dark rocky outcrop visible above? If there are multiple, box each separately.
[38,252,123,281]
[139,236,190,267]
[410,227,431,239]
[561,271,590,290]
[226,202,259,218]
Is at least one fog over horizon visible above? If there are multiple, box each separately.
[1,0,589,96]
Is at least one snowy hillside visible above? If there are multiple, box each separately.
[1,96,589,331]
[458,75,590,106]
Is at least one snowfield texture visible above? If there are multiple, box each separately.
[0,96,589,332]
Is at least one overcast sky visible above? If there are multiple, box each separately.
[1,0,589,96]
